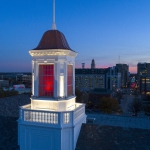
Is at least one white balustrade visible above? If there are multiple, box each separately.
[63,113,70,124]
[23,110,58,124]
[19,103,85,125]
[74,103,85,122]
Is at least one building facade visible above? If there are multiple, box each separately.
[75,68,106,91]
[106,67,121,90]
[137,62,150,91]
[115,64,129,87]
[0,80,9,88]
[22,75,32,82]
[140,76,150,94]
[75,65,124,91]
[137,62,150,76]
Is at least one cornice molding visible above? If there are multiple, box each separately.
[29,49,78,57]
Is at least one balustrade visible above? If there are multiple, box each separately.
[19,103,85,125]
[24,110,58,124]
[74,104,85,122]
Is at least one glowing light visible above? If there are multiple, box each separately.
[39,65,54,97]
[60,75,64,97]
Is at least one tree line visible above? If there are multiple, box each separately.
[0,88,18,98]
[75,88,122,114]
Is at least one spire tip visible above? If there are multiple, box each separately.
[52,0,57,30]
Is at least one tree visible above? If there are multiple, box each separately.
[0,88,5,98]
[116,91,123,101]
[128,98,142,116]
[75,88,89,104]
[144,95,150,101]
[144,105,150,115]
[0,88,18,98]
[99,97,121,114]
[75,88,83,103]
[82,92,89,104]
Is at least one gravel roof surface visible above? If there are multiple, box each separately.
[87,113,150,130]
[0,94,30,117]
[0,94,30,149]
[76,124,150,150]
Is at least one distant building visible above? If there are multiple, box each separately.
[75,62,129,92]
[75,68,106,91]
[116,64,129,87]
[137,62,150,91]
[13,84,25,90]
[0,80,9,88]
[106,67,121,90]
[22,75,32,82]
[91,59,95,69]
[75,63,127,91]
[0,73,31,82]
[139,76,150,94]
[82,63,85,69]
[137,62,150,76]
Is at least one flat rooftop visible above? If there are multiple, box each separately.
[76,124,150,150]
[87,113,150,130]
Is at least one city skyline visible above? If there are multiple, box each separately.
[1,0,150,73]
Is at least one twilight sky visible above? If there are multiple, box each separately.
[0,0,150,73]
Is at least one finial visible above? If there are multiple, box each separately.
[52,0,57,30]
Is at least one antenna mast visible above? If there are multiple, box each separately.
[52,0,57,30]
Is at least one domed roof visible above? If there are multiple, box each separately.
[33,30,73,51]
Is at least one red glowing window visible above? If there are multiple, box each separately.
[39,65,54,97]
[67,65,73,96]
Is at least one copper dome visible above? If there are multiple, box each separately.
[33,30,73,51]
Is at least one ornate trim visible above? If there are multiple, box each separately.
[29,49,78,57]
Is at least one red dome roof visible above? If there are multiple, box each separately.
[33,30,73,51]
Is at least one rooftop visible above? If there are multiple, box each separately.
[75,68,106,74]
[87,113,150,130]
[33,30,73,51]
[76,124,150,150]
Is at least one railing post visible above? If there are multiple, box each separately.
[58,112,62,127]
[71,111,74,125]
[22,109,24,122]
[19,107,22,120]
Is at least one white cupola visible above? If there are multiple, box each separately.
[18,1,86,150]
[29,29,77,111]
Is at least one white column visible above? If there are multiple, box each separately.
[32,60,34,95]
[73,62,75,95]
[34,61,39,96]
[57,62,60,98]
[64,61,67,97]
[59,75,64,97]
[54,61,60,98]
[59,62,64,97]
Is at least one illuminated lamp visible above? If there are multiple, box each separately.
[59,73,64,97]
